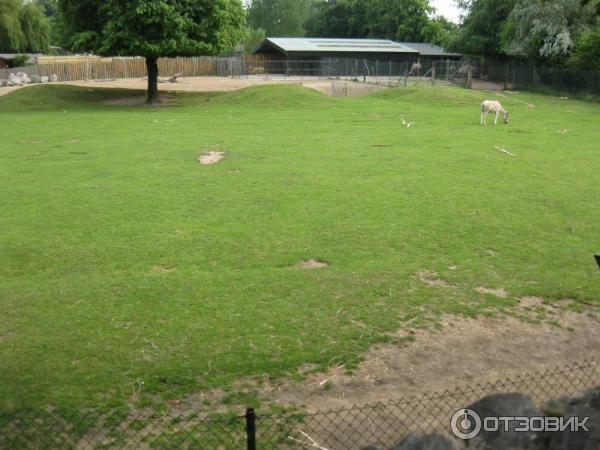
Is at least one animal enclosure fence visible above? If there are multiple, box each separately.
[446,58,600,97]
[1,359,598,449]
[2,56,600,98]
[229,57,440,87]
[0,56,442,88]
[0,57,223,82]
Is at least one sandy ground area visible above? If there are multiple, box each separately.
[268,310,600,411]
[165,302,600,415]
[0,76,384,98]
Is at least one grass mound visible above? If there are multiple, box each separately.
[0,85,219,111]
[212,83,333,109]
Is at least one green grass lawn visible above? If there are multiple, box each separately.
[1,83,599,412]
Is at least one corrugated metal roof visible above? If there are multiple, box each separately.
[398,43,461,57]
[262,38,419,54]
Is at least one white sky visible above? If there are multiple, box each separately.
[430,0,461,24]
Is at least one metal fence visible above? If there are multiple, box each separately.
[2,54,600,98]
[1,359,598,449]
[0,56,446,89]
[446,58,600,97]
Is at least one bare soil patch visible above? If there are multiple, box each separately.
[262,311,600,412]
[198,151,225,165]
[416,270,454,288]
[150,266,173,273]
[297,259,328,269]
[474,286,508,297]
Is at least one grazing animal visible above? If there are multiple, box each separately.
[481,100,509,126]
[408,62,422,76]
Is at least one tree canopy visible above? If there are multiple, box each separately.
[500,0,592,62]
[304,0,448,43]
[449,0,598,67]
[0,0,50,53]
[247,0,312,36]
[449,0,516,58]
[58,0,246,103]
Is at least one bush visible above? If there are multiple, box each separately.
[569,26,600,71]
[10,54,30,68]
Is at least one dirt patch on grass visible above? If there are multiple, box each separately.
[198,151,225,165]
[520,295,546,308]
[416,270,454,288]
[260,312,600,412]
[297,259,328,269]
[475,286,508,297]
[150,266,173,273]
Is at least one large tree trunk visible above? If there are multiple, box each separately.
[145,56,160,105]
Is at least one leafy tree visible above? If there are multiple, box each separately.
[33,0,58,18]
[11,53,30,67]
[242,27,267,54]
[0,0,24,51]
[418,16,458,46]
[306,0,352,37]
[19,2,51,51]
[306,0,443,42]
[568,25,600,69]
[58,0,246,104]
[500,0,593,62]
[362,0,433,41]
[247,0,312,36]
[449,0,516,57]
[0,0,50,52]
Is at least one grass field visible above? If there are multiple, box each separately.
[1,83,599,413]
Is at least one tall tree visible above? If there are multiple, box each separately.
[306,0,441,42]
[0,0,24,51]
[19,2,51,51]
[305,0,358,37]
[449,0,516,57]
[58,0,245,104]
[500,0,593,62]
[362,0,433,41]
[0,0,50,52]
[247,0,312,36]
[242,27,267,54]
[569,24,600,69]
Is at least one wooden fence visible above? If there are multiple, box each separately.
[0,56,239,82]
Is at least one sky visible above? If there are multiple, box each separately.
[430,0,461,24]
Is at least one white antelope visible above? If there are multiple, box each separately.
[480,100,509,126]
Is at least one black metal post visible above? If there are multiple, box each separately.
[595,252,600,269]
[246,408,256,450]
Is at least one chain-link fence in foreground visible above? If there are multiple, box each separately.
[1,359,598,449]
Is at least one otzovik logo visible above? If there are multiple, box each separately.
[450,408,590,440]
[450,409,481,440]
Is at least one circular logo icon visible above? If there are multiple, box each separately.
[450,408,482,440]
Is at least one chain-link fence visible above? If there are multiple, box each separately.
[1,359,598,449]
[444,58,600,97]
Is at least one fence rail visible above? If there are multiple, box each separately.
[446,58,600,97]
[1,359,598,449]
[0,56,224,82]
[0,56,444,88]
